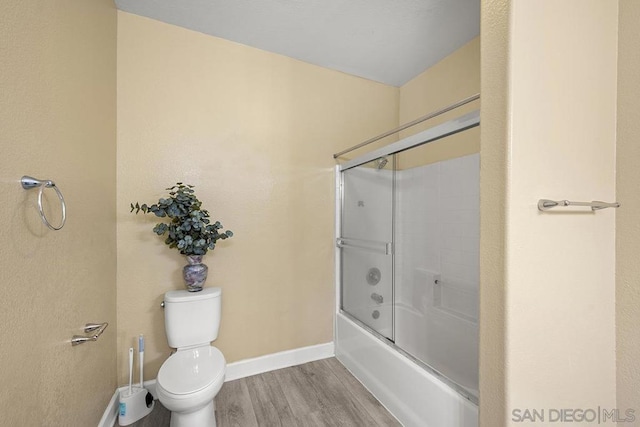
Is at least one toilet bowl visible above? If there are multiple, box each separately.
[156,345,226,427]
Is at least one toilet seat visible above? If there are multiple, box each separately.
[158,346,225,396]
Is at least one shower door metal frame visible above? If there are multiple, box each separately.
[334,109,481,404]
[336,109,480,315]
[339,109,480,172]
[336,154,396,342]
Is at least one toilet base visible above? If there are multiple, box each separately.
[169,400,216,427]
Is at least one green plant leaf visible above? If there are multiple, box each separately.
[130,182,233,256]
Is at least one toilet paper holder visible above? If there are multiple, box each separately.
[71,322,109,346]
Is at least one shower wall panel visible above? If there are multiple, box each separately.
[395,153,479,395]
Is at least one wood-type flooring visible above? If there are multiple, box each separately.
[130,357,401,427]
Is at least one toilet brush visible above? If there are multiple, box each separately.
[139,335,144,388]
[128,347,134,395]
[118,338,155,426]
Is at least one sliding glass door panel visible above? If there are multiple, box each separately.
[340,157,394,340]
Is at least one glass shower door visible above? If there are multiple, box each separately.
[340,156,394,340]
[393,143,480,398]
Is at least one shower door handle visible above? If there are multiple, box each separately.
[336,238,392,255]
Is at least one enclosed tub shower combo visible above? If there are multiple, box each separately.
[334,96,480,427]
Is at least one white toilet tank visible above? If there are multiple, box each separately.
[164,287,221,349]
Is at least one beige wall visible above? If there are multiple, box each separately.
[616,0,640,418]
[398,37,480,169]
[2,1,629,423]
[116,11,399,384]
[0,0,117,425]
[508,0,618,412]
[481,1,618,425]
[479,0,509,424]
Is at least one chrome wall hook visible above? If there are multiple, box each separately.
[21,175,67,230]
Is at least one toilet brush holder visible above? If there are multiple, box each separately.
[118,387,154,426]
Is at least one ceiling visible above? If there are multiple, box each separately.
[114,0,480,87]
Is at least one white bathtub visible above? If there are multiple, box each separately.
[335,312,478,427]
[395,301,479,399]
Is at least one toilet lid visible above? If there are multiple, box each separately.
[158,346,225,395]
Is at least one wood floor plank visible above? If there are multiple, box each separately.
[294,411,329,427]
[305,410,342,427]
[297,360,381,426]
[273,362,324,418]
[216,378,259,427]
[245,371,298,426]
[323,358,402,426]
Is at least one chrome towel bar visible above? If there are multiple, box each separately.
[538,199,620,212]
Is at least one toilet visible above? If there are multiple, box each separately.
[156,287,226,427]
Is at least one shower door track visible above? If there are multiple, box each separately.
[338,109,480,172]
[333,94,480,159]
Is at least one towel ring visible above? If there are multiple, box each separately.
[21,176,67,231]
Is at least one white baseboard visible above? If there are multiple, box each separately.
[98,389,119,427]
[225,342,335,382]
[99,342,334,427]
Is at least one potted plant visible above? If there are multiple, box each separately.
[131,183,233,292]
